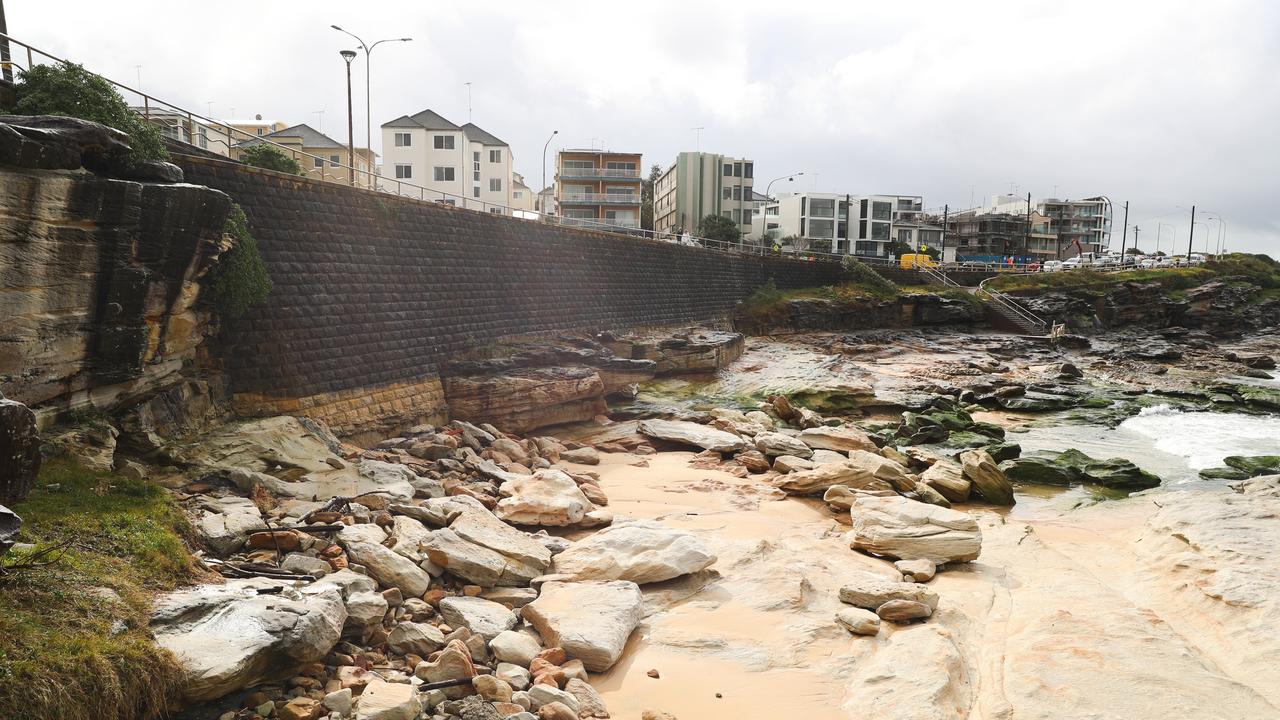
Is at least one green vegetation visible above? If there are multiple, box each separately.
[985,253,1280,295]
[640,163,662,231]
[9,61,167,167]
[207,204,273,320]
[239,144,304,175]
[841,255,900,298]
[0,457,197,720]
[699,213,741,244]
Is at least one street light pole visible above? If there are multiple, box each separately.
[542,130,558,213]
[763,172,804,244]
[1186,205,1196,261]
[340,50,357,185]
[332,26,412,182]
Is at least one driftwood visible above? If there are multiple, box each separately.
[0,539,74,578]
[207,558,317,582]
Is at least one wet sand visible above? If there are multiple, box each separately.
[574,451,1280,719]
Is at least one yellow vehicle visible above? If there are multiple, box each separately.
[899,253,937,269]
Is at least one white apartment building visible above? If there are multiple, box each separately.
[751,193,925,257]
[379,109,514,213]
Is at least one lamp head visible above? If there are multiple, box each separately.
[331,24,343,30]
[340,49,357,63]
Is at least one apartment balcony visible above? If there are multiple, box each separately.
[557,166,641,179]
[559,193,640,205]
[560,216,640,229]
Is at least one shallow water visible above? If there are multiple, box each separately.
[1011,404,1280,485]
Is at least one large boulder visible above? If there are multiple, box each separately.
[773,461,893,496]
[151,578,347,702]
[847,450,916,493]
[549,519,716,584]
[637,419,746,453]
[959,449,1015,506]
[0,504,20,555]
[0,397,41,505]
[438,596,518,640]
[848,495,982,563]
[838,572,941,611]
[797,425,876,453]
[495,470,596,527]
[354,678,421,720]
[195,496,263,557]
[341,540,433,598]
[920,460,970,503]
[523,581,644,672]
[754,432,813,458]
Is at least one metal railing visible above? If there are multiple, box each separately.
[559,193,640,204]
[561,217,640,229]
[976,276,1048,333]
[557,167,641,179]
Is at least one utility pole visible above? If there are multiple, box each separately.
[1023,192,1031,260]
[1186,205,1196,261]
[941,204,949,263]
[0,0,11,84]
[340,50,357,185]
[1132,226,1140,259]
[1119,201,1129,256]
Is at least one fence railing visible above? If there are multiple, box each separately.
[557,167,641,179]
[559,193,640,204]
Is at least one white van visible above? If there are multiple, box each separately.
[1042,260,1065,272]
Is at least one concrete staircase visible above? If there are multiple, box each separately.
[914,265,1049,335]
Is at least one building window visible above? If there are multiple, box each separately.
[489,207,501,214]
[872,201,892,220]
[256,128,264,136]
[810,198,835,218]
[473,151,480,161]
[743,162,753,178]
[731,209,741,223]
[395,164,412,179]
[723,164,733,176]
[605,161,636,170]
[563,160,594,169]
[513,191,523,199]
[434,135,455,149]
[722,188,732,200]
[732,186,742,201]
[473,187,480,198]
[810,219,834,238]
[314,157,325,168]
[489,149,501,162]
[394,132,412,147]
[871,222,890,240]
[489,178,502,191]
[434,166,455,181]
[329,155,340,167]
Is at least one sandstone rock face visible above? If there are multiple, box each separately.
[960,449,1016,506]
[627,331,745,375]
[849,495,982,563]
[151,578,347,702]
[438,596,518,640]
[523,581,644,672]
[0,398,41,504]
[773,462,892,495]
[637,419,746,452]
[495,470,596,527]
[444,366,608,435]
[0,118,230,420]
[843,625,971,719]
[549,519,716,584]
[796,425,876,453]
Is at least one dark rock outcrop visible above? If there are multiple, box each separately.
[0,395,41,505]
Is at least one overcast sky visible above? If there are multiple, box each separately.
[9,0,1278,253]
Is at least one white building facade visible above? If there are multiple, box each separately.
[751,193,925,257]
[379,109,514,213]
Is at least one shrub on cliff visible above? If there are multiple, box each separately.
[11,61,168,165]
[208,204,272,320]
[239,144,304,175]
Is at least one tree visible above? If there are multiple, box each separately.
[640,163,662,232]
[1125,247,1144,255]
[1153,250,1167,257]
[699,213,741,245]
[11,61,167,165]
[239,144,304,175]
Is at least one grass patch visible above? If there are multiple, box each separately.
[986,267,1214,293]
[0,458,199,720]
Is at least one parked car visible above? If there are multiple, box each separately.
[1042,260,1065,272]
[1062,257,1087,270]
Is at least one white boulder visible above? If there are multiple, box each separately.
[549,519,716,584]
[523,580,644,672]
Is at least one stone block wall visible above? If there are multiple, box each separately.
[172,155,844,435]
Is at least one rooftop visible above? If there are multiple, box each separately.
[234,123,344,149]
[382,108,460,130]
[460,122,508,147]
